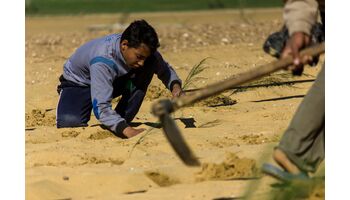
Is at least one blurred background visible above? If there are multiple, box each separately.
[25,0,282,15]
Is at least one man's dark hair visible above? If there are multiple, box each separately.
[121,19,160,53]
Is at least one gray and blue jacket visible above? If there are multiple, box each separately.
[62,33,181,133]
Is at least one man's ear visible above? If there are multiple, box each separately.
[120,39,129,51]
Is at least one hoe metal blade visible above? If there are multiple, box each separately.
[160,113,200,166]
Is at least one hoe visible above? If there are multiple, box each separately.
[151,43,325,166]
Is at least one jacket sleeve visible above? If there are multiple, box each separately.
[153,51,182,91]
[90,63,128,134]
[284,0,319,36]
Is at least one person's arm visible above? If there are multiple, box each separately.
[90,63,144,138]
[282,0,320,75]
[153,51,183,98]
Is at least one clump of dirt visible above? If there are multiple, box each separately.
[209,136,239,148]
[194,94,236,107]
[145,85,171,101]
[88,130,115,140]
[144,171,180,187]
[230,73,294,94]
[250,74,287,86]
[61,130,80,138]
[25,109,56,127]
[239,134,280,145]
[80,156,124,165]
[33,162,66,167]
[195,152,259,181]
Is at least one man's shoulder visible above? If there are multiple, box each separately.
[90,56,119,72]
[103,33,122,42]
[89,34,122,70]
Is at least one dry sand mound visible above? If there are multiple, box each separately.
[88,130,116,140]
[61,130,80,138]
[238,133,280,145]
[195,152,259,181]
[194,94,237,107]
[145,85,172,100]
[25,109,56,127]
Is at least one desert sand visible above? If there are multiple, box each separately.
[25,9,324,199]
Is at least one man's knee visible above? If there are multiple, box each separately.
[56,114,88,128]
[56,86,92,128]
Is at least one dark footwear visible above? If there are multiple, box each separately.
[261,163,309,183]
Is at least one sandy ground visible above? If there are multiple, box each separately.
[25,9,324,200]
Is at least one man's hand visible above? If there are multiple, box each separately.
[171,83,183,98]
[281,32,313,75]
[122,126,145,138]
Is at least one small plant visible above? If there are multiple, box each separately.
[128,127,156,158]
[182,57,211,90]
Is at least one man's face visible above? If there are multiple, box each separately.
[120,40,151,69]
